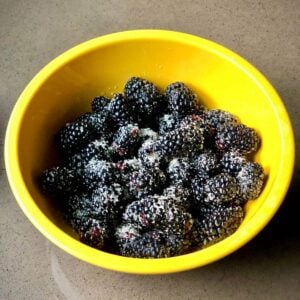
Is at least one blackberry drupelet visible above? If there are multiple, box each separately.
[91,96,110,112]
[204,173,240,204]
[112,123,141,158]
[215,123,260,154]
[165,82,198,115]
[108,93,133,125]
[193,150,220,175]
[124,77,163,116]
[40,166,80,196]
[166,157,192,185]
[237,162,264,201]
[220,151,247,175]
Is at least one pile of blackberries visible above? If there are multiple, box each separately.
[40,77,264,258]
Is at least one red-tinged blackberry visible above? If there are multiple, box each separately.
[128,166,166,198]
[91,96,110,112]
[108,93,133,125]
[138,139,164,168]
[193,150,220,175]
[166,157,192,185]
[158,114,179,135]
[124,77,163,116]
[191,170,209,204]
[197,204,244,247]
[204,173,240,204]
[79,218,109,249]
[81,158,117,190]
[163,184,192,209]
[158,121,204,159]
[203,109,239,130]
[220,151,247,175]
[66,139,112,170]
[166,82,198,116]
[112,123,141,158]
[237,162,264,201]
[215,123,260,154]
[40,166,80,196]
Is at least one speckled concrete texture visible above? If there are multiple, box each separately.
[0,1,299,299]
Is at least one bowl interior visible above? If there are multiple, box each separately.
[7,31,294,273]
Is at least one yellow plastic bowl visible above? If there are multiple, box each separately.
[5,30,295,274]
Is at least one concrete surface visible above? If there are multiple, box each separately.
[0,0,299,299]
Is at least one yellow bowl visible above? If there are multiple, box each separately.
[5,30,295,274]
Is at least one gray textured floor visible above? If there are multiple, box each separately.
[1,1,299,299]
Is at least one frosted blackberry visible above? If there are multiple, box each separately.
[204,173,240,204]
[139,128,158,142]
[166,157,192,185]
[220,151,247,175]
[166,82,198,115]
[191,170,209,204]
[237,162,264,201]
[79,218,109,249]
[138,139,164,168]
[40,166,80,196]
[124,77,163,116]
[216,123,260,154]
[112,123,140,158]
[163,184,192,209]
[108,93,133,125]
[91,96,110,112]
[128,167,166,198]
[193,150,220,175]
[81,158,117,190]
[66,139,112,170]
[158,121,204,159]
[203,109,238,130]
[84,111,112,139]
[158,114,179,135]
[198,204,244,246]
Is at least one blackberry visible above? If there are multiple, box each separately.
[237,162,264,201]
[215,123,260,154]
[191,170,209,204]
[158,121,204,159]
[128,167,166,198]
[91,96,110,112]
[193,150,220,175]
[81,158,117,190]
[84,111,112,139]
[112,123,141,158]
[220,151,247,175]
[139,128,158,143]
[158,114,179,135]
[166,82,198,115]
[204,173,240,204]
[79,218,109,249]
[108,93,133,125]
[163,184,191,209]
[56,117,94,155]
[166,157,192,185]
[66,139,112,170]
[40,166,79,196]
[203,109,239,130]
[197,204,244,246]
[124,77,162,116]
[138,139,164,168]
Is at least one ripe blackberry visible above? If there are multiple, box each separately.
[128,167,166,198]
[66,139,112,170]
[84,111,112,139]
[108,93,133,125]
[215,123,260,154]
[191,169,209,204]
[193,150,220,175]
[237,162,264,201]
[40,166,80,196]
[166,82,198,115]
[79,218,109,249]
[166,157,192,185]
[203,109,239,130]
[204,173,240,204]
[158,114,179,135]
[138,139,164,168]
[163,184,192,209]
[91,96,110,112]
[124,77,163,116]
[198,204,244,246]
[112,123,141,158]
[158,121,204,159]
[81,158,117,190]
[220,151,247,175]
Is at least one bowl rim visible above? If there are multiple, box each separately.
[5,29,295,274]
